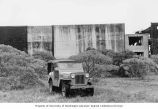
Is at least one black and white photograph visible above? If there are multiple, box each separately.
[0,0,158,108]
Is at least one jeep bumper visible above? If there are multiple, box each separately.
[70,85,93,90]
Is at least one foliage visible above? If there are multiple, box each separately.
[119,57,158,79]
[32,51,55,62]
[94,64,119,78]
[101,49,136,66]
[112,50,136,66]
[86,47,96,51]
[0,44,47,90]
[69,50,112,77]
[100,49,116,58]
[150,55,158,64]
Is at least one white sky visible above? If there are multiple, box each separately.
[0,0,158,33]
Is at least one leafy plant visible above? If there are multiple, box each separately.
[32,51,55,62]
[119,57,158,79]
[0,44,47,90]
[94,64,119,78]
[69,50,112,77]
[101,49,135,66]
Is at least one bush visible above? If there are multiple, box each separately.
[69,50,112,77]
[32,51,55,62]
[0,72,39,90]
[112,50,136,66]
[94,64,119,78]
[86,47,96,51]
[0,76,24,90]
[0,44,47,90]
[101,49,135,66]
[101,49,116,58]
[151,55,158,64]
[119,57,158,79]
[139,57,158,74]
[19,71,39,87]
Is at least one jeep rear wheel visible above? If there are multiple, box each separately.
[62,84,70,97]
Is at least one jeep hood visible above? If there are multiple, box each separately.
[59,69,84,74]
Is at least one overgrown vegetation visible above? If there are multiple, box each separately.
[1,76,158,103]
[32,51,55,62]
[1,43,158,91]
[1,44,158,102]
[69,50,112,77]
[70,48,158,80]
[118,57,158,79]
[101,49,136,66]
[0,44,47,90]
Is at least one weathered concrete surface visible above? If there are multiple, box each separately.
[54,24,125,59]
[0,24,125,59]
[27,26,52,55]
[125,34,149,57]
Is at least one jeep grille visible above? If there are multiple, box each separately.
[75,75,85,84]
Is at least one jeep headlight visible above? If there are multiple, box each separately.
[71,73,75,79]
[85,73,89,78]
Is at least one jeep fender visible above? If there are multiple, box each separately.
[59,80,71,89]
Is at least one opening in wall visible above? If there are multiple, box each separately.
[129,36,143,46]
[134,52,144,56]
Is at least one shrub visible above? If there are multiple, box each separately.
[86,47,96,51]
[19,71,39,87]
[139,57,158,74]
[0,76,24,90]
[69,50,112,77]
[119,58,158,79]
[101,49,116,58]
[94,64,119,78]
[0,44,47,90]
[32,51,55,62]
[101,49,135,66]
[151,55,158,64]
[122,58,146,79]
[113,50,135,66]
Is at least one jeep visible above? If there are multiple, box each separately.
[47,59,94,97]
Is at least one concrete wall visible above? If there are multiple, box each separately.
[54,25,78,59]
[0,26,27,52]
[54,24,125,59]
[125,34,149,57]
[27,26,53,55]
[150,23,158,54]
[0,24,125,59]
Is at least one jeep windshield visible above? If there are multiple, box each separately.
[58,62,83,70]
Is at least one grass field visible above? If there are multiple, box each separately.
[1,75,158,103]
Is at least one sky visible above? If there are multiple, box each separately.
[0,0,158,33]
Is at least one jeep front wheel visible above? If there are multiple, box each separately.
[88,88,94,96]
[62,84,70,97]
[49,81,54,94]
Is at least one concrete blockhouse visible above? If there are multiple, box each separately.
[125,34,150,57]
[0,23,125,59]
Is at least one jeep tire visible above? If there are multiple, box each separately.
[49,81,54,94]
[88,88,94,96]
[62,83,70,97]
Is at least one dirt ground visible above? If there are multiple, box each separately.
[0,75,158,103]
